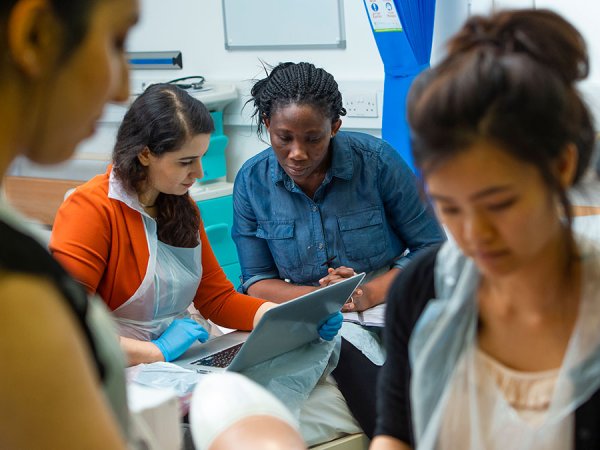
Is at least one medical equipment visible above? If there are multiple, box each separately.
[166,75,205,91]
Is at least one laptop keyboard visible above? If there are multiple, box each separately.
[190,343,244,368]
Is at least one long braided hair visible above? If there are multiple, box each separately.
[248,62,347,141]
[113,83,214,248]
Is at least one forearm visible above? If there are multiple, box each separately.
[370,436,412,450]
[362,268,401,308]
[247,279,318,303]
[342,267,401,312]
[119,336,164,366]
[252,301,278,327]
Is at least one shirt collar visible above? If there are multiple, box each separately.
[108,167,154,218]
[329,133,354,180]
[270,132,354,187]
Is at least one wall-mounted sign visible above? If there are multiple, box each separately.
[364,0,403,32]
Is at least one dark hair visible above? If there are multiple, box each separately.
[408,9,595,261]
[113,83,215,248]
[248,62,347,141]
[1,1,99,59]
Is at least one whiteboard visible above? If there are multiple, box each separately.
[222,0,346,50]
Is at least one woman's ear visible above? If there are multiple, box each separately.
[330,119,342,138]
[7,0,62,78]
[137,147,152,167]
[555,143,578,189]
[263,115,270,130]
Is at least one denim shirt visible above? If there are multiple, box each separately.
[232,131,444,292]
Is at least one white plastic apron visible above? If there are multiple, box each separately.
[113,215,202,341]
[409,236,600,450]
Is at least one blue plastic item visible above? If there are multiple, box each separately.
[221,262,242,288]
[151,318,209,362]
[196,195,241,286]
[364,0,436,172]
[201,111,228,182]
[318,311,344,341]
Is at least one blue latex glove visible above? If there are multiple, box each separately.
[318,311,344,341]
[151,318,209,362]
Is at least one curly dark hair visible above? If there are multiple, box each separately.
[248,61,347,141]
[112,83,215,248]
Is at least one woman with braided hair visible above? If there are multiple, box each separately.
[232,61,444,437]
[373,9,600,450]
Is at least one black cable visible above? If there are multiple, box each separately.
[166,75,205,90]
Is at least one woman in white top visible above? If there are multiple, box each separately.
[372,8,600,450]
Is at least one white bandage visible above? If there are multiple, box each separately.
[189,372,299,450]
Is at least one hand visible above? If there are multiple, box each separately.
[318,266,356,287]
[318,311,343,341]
[151,318,209,362]
[341,284,371,313]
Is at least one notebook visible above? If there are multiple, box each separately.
[343,304,386,327]
[173,272,366,373]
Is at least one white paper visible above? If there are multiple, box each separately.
[342,303,386,327]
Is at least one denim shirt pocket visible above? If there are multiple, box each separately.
[256,220,301,270]
[337,208,387,260]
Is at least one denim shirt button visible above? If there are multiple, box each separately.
[318,243,324,249]
[312,205,318,212]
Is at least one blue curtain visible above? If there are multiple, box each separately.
[365,0,436,171]
[396,0,436,65]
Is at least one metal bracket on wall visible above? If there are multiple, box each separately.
[127,51,183,70]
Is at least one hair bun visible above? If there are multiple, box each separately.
[448,9,589,84]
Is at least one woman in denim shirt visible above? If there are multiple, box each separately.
[232,62,444,436]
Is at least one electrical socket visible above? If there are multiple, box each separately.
[345,92,378,118]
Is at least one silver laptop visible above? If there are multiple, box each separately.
[174,272,366,373]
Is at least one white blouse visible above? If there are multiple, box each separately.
[476,349,560,426]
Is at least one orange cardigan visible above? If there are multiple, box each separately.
[50,170,264,331]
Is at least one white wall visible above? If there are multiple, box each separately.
[431,0,470,66]
[11,0,599,181]
[125,0,390,179]
[11,0,467,180]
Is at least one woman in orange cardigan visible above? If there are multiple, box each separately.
[50,83,342,365]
